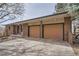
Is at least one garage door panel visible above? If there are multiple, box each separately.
[29,26,40,38]
[44,24,63,41]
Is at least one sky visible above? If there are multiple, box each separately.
[23,3,56,19]
[0,3,56,25]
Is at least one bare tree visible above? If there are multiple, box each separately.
[0,3,25,36]
[0,3,24,20]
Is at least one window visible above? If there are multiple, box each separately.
[17,25,19,34]
[9,26,10,30]
[21,25,22,32]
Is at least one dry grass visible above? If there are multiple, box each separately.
[72,44,79,55]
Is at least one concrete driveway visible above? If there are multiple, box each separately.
[0,37,75,56]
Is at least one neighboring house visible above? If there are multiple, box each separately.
[4,12,73,44]
[75,24,79,34]
[72,19,79,35]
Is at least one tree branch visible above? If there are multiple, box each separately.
[0,3,7,8]
[0,13,9,19]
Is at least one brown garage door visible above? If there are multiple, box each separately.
[29,26,40,38]
[44,24,63,41]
